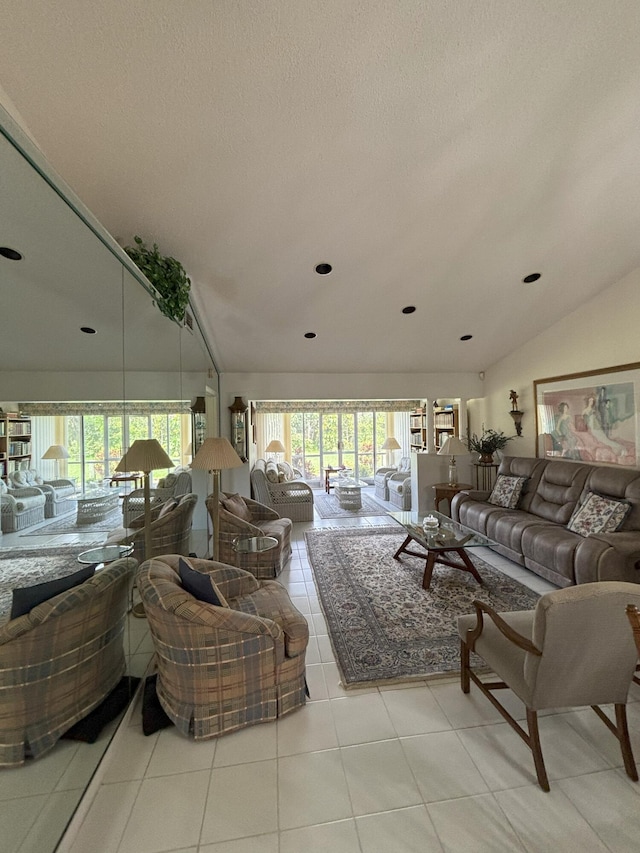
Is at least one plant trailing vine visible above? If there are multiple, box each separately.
[124,235,191,322]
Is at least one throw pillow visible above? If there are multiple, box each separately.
[488,475,527,509]
[221,493,252,521]
[10,564,96,620]
[567,491,631,537]
[157,498,178,519]
[178,557,229,607]
[265,460,280,483]
[278,461,295,481]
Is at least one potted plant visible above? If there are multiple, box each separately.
[124,235,191,322]
[466,427,514,463]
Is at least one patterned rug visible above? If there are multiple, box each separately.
[20,508,121,536]
[0,545,95,624]
[305,525,540,687]
[314,492,389,519]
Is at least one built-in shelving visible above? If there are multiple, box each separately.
[0,414,32,481]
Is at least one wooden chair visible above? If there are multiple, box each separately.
[458,582,640,791]
[626,603,640,685]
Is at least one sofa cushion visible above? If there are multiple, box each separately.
[488,475,527,509]
[278,461,295,481]
[157,498,178,519]
[10,564,95,619]
[178,557,229,607]
[567,491,631,537]
[221,493,252,522]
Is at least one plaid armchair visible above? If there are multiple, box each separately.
[106,493,197,563]
[0,557,135,767]
[206,492,292,579]
[137,554,308,739]
[122,468,192,527]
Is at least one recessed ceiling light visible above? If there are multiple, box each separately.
[80,327,97,334]
[304,332,317,339]
[0,246,23,260]
[315,263,332,275]
[402,306,416,314]
[460,334,473,341]
[523,273,541,283]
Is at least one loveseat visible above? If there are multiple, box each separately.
[451,456,640,588]
[9,468,76,517]
[0,479,47,532]
[250,458,314,522]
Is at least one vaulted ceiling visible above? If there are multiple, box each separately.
[1,1,640,375]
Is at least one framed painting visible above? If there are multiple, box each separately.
[534,362,639,467]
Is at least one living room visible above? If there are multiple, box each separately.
[2,4,640,853]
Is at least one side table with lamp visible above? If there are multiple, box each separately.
[435,435,472,516]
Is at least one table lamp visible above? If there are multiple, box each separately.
[437,435,468,486]
[115,439,173,561]
[265,439,286,462]
[42,444,69,479]
[191,437,244,561]
[381,436,401,467]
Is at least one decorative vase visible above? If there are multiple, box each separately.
[478,452,494,464]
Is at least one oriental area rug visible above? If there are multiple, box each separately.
[20,508,121,536]
[305,525,540,688]
[314,492,388,519]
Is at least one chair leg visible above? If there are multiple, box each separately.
[460,639,470,693]
[526,708,550,792]
[615,704,638,782]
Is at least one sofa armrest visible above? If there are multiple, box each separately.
[589,531,640,578]
[244,497,280,521]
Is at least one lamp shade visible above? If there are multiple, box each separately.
[382,437,401,451]
[265,439,286,454]
[191,437,244,472]
[42,444,69,460]
[437,436,469,457]
[115,438,173,474]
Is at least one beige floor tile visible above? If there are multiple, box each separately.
[280,819,361,853]
[316,633,336,662]
[118,769,210,853]
[201,760,278,844]
[19,789,85,853]
[145,725,217,776]
[401,731,489,802]
[381,685,452,736]
[212,721,277,767]
[495,784,609,852]
[355,805,443,853]
[305,662,329,701]
[427,793,525,852]
[341,740,422,814]
[69,781,141,853]
[278,749,353,830]
[332,693,397,746]
[277,699,338,755]
[101,725,158,784]
[199,835,278,853]
[0,793,49,853]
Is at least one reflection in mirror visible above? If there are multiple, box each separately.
[0,105,216,852]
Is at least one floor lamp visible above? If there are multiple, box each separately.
[265,439,286,462]
[115,438,173,562]
[191,437,244,561]
[381,436,401,468]
[42,444,69,479]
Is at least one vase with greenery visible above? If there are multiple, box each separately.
[466,427,514,463]
[124,235,191,322]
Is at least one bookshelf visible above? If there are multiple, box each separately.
[433,405,458,451]
[410,406,427,451]
[0,414,32,481]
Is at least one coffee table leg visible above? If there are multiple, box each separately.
[422,552,437,589]
[456,548,484,584]
[393,535,412,560]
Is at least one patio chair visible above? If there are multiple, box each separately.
[458,582,640,791]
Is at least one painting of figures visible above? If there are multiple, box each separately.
[535,364,639,467]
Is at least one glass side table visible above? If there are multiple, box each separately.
[232,535,278,554]
[77,544,134,565]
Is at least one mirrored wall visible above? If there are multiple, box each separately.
[0,104,219,852]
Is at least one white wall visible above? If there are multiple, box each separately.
[481,265,640,458]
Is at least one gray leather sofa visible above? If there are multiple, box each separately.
[451,456,640,587]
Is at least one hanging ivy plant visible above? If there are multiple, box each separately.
[124,235,191,322]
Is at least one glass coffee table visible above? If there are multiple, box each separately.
[77,544,134,565]
[389,510,492,590]
[232,535,278,554]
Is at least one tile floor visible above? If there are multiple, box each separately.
[5,494,640,853]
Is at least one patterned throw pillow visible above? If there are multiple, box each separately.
[488,475,527,509]
[567,491,631,537]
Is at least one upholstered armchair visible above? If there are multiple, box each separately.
[0,479,47,532]
[250,459,314,522]
[136,554,308,739]
[207,492,292,579]
[9,468,76,518]
[458,581,640,791]
[388,469,412,509]
[374,456,410,501]
[0,557,135,767]
[106,493,197,563]
[122,467,192,527]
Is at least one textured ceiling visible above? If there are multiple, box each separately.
[1,1,640,374]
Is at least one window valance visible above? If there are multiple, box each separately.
[255,399,421,414]
[19,401,192,417]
